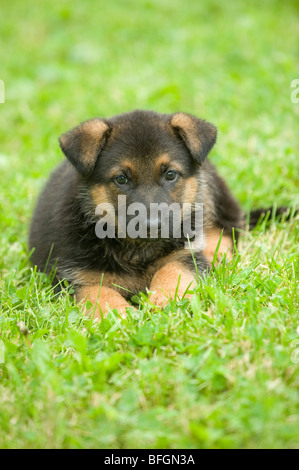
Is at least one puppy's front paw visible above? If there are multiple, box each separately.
[149,290,169,308]
[149,289,193,309]
[76,285,134,320]
[148,261,195,308]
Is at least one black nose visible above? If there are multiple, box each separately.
[147,215,162,233]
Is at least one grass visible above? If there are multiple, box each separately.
[0,0,298,449]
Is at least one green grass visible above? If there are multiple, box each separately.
[0,0,298,449]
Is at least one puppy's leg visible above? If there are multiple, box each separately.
[76,285,132,319]
[149,261,196,308]
[203,228,233,264]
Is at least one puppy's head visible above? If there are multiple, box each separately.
[59,110,217,240]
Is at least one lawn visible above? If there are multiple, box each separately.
[0,0,298,449]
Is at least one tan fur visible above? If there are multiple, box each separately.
[154,154,171,169]
[149,261,195,308]
[73,225,233,315]
[72,269,154,298]
[108,160,137,179]
[76,285,132,319]
[81,119,108,138]
[154,154,184,175]
[183,176,198,204]
[73,248,196,312]
[171,113,201,156]
[203,228,233,263]
[59,118,110,176]
[198,169,217,228]
[78,119,109,166]
[91,185,110,207]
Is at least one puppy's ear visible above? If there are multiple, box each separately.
[59,118,111,177]
[170,113,217,164]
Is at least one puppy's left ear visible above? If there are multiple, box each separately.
[170,112,217,164]
[59,118,111,177]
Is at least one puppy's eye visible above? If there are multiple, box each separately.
[115,174,128,185]
[165,170,178,181]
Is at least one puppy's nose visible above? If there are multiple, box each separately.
[147,215,162,234]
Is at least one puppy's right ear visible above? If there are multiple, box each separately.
[59,118,111,177]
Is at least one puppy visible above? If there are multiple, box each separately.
[28,110,281,318]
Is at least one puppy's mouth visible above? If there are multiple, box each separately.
[116,212,179,242]
[95,219,192,244]
[94,201,202,244]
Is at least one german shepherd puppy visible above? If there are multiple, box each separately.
[28,110,287,318]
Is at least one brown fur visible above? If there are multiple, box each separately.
[59,119,110,177]
[203,228,233,263]
[91,185,110,207]
[149,261,195,307]
[171,113,201,156]
[183,176,198,204]
[76,285,132,319]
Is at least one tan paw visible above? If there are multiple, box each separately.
[76,285,134,320]
[149,290,169,308]
[149,288,193,309]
